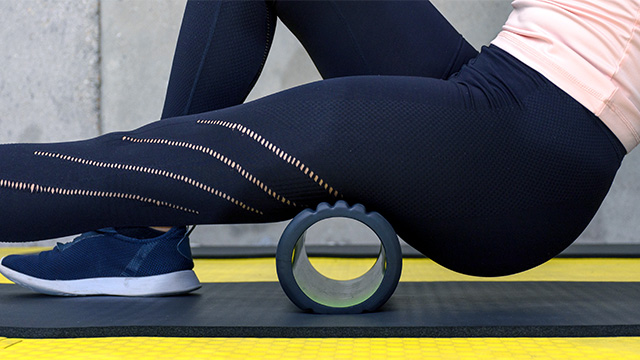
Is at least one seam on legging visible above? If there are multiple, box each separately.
[259,2,274,78]
[0,178,198,215]
[197,119,341,198]
[183,1,223,116]
[244,1,276,105]
[443,38,473,80]
[33,150,262,215]
[121,135,296,207]
[329,0,370,74]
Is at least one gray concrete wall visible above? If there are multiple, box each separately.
[0,0,638,248]
[0,0,100,143]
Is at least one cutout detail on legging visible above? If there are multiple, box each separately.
[0,178,198,215]
[197,119,341,198]
[33,150,261,215]
[121,136,293,207]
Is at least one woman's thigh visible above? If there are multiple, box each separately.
[274,0,478,79]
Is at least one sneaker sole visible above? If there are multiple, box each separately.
[0,259,201,296]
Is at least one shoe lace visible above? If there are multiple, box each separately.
[55,229,111,252]
[54,226,195,252]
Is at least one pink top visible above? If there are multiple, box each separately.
[491,0,640,152]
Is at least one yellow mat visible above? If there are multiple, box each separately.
[2,337,640,360]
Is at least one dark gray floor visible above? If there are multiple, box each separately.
[1,281,639,338]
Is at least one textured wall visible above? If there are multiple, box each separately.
[0,0,638,248]
[0,0,100,144]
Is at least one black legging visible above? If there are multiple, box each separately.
[0,1,625,277]
[161,0,477,117]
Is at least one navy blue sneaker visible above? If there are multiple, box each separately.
[0,227,201,296]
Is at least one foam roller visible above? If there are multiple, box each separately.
[276,201,402,314]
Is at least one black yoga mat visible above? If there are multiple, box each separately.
[1,281,639,338]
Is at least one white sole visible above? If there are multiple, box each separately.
[0,258,201,296]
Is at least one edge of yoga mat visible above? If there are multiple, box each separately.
[191,244,640,259]
[2,325,640,339]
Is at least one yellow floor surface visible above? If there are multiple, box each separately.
[1,247,639,359]
[2,337,640,359]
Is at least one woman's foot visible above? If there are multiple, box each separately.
[0,227,200,296]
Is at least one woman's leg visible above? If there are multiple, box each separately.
[123,0,475,238]
[273,0,477,79]
[161,0,277,118]
[0,46,624,276]
[162,0,478,119]
[145,0,477,234]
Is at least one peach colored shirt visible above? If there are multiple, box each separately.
[492,0,640,152]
